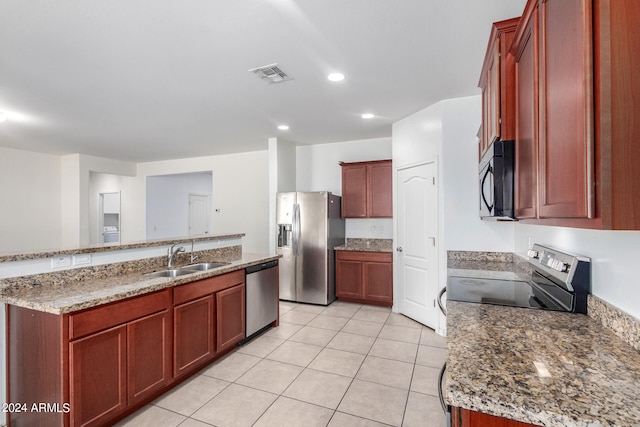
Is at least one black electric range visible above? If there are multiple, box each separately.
[446,244,591,314]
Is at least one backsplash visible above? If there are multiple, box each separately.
[0,246,241,291]
[588,296,640,352]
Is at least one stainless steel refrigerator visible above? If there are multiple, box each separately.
[276,191,345,305]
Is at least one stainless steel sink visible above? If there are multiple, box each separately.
[144,262,229,278]
[183,262,229,271]
[145,268,197,278]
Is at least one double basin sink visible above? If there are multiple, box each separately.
[145,262,230,278]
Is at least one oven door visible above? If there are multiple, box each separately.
[479,158,494,218]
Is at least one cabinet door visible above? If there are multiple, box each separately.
[367,161,392,217]
[127,310,172,405]
[514,9,538,219]
[69,325,127,427]
[173,295,215,377]
[538,0,594,218]
[335,258,364,299]
[216,284,245,352]
[341,164,368,218]
[454,407,539,427]
[486,37,501,145]
[363,262,393,304]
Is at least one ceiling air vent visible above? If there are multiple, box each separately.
[249,63,293,84]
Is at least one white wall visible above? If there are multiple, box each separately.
[136,151,270,253]
[515,224,640,319]
[296,137,393,239]
[268,138,298,253]
[393,96,515,254]
[146,172,212,239]
[441,97,516,252]
[392,95,516,334]
[296,137,392,195]
[0,147,62,253]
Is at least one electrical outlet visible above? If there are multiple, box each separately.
[51,256,72,269]
[73,254,92,265]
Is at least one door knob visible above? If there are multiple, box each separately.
[396,247,403,252]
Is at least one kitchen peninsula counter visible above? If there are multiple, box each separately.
[0,252,278,314]
[447,300,640,426]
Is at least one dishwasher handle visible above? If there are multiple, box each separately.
[246,260,278,274]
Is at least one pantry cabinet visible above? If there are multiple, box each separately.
[478,18,519,158]
[335,251,393,306]
[510,0,640,229]
[341,160,392,218]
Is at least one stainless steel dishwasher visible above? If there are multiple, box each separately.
[245,260,279,339]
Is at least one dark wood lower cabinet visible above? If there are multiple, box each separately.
[7,270,247,427]
[69,325,127,427]
[452,407,539,427]
[336,251,393,306]
[173,295,215,377]
[216,284,245,352]
[127,310,172,405]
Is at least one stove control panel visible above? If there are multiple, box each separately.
[527,249,540,259]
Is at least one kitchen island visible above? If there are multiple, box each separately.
[447,300,640,426]
[1,236,279,427]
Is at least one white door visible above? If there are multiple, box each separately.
[396,161,439,329]
[188,194,210,236]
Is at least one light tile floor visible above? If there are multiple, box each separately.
[116,301,447,427]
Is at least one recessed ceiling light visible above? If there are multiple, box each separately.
[278,125,289,130]
[361,113,374,119]
[0,112,6,123]
[327,73,345,82]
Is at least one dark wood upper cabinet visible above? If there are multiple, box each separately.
[513,4,538,219]
[341,160,392,218]
[341,163,368,217]
[510,0,640,229]
[478,18,519,158]
[537,0,594,219]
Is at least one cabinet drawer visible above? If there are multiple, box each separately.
[336,251,392,263]
[69,289,171,340]
[174,270,245,305]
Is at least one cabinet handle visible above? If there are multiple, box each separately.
[396,247,403,252]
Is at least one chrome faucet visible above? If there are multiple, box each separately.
[167,244,185,268]
[190,240,198,263]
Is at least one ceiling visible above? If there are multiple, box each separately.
[0,0,525,163]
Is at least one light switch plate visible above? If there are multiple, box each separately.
[73,254,92,265]
[51,256,72,268]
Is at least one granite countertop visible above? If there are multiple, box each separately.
[446,301,640,426]
[0,233,246,262]
[334,238,393,253]
[0,252,278,315]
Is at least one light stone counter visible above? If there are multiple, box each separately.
[446,300,640,427]
[0,252,278,314]
[334,238,393,252]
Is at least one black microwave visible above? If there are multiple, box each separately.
[479,140,516,220]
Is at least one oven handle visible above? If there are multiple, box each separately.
[437,286,447,316]
[481,163,493,212]
[438,362,452,427]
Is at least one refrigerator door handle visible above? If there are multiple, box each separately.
[293,203,301,256]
